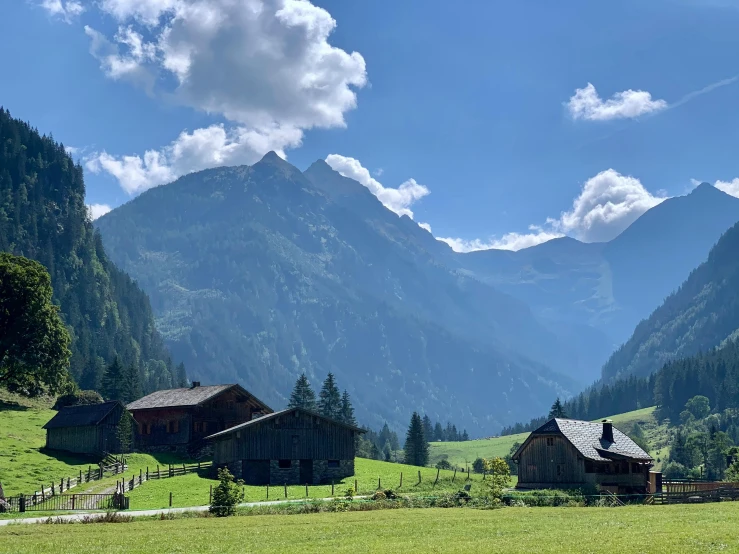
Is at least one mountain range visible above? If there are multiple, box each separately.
[95,151,739,433]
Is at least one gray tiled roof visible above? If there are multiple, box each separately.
[127,384,272,412]
[205,407,366,440]
[525,418,652,462]
[43,401,121,429]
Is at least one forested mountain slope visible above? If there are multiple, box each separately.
[0,108,185,393]
[602,219,739,382]
[96,153,578,433]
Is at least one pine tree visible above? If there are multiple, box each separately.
[101,357,125,401]
[422,415,434,441]
[404,412,429,467]
[434,422,444,442]
[548,398,567,419]
[318,372,342,420]
[340,390,357,426]
[288,373,317,410]
[462,429,469,441]
[121,364,143,404]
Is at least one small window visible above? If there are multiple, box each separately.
[278,459,292,469]
[194,422,200,433]
[546,437,554,447]
[327,460,340,469]
[145,424,152,435]
[585,461,595,474]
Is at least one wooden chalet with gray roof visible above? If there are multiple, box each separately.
[512,418,654,494]
[44,401,129,455]
[207,407,365,485]
[127,382,272,454]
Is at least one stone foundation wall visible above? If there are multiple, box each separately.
[269,460,300,485]
[313,459,354,484]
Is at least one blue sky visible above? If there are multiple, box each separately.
[3,0,739,250]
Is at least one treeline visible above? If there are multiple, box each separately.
[503,339,739,438]
[287,372,357,427]
[0,108,185,396]
[421,415,469,442]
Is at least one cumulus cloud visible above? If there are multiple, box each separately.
[439,169,666,253]
[87,203,112,220]
[567,83,667,121]
[417,222,432,232]
[325,154,429,219]
[713,178,739,198]
[81,0,367,193]
[40,0,85,23]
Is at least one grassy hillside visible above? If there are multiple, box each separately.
[430,407,670,470]
[4,504,739,553]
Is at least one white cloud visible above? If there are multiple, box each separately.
[418,222,432,233]
[438,226,563,253]
[40,0,85,23]
[65,145,80,155]
[553,169,666,242]
[714,178,739,198]
[87,203,112,220]
[81,0,367,193]
[567,83,667,121]
[439,169,666,253]
[86,123,301,194]
[325,154,429,219]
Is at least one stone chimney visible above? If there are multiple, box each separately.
[191,381,201,389]
[601,419,614,443]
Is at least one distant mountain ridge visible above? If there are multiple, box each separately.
[96,153,583,433]
[457,183,739,359]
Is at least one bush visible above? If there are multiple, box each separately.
[662,461,688,479]
[502,489,585,507]
[371,490,387,501]
[53,390,103,410]
[435,459,452,470]
[210,468,244,517]
[345,486,355,499]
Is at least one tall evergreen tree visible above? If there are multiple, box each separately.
[422,415,434,441]
[101,357,125,401]
[548,398,567,419]
[318,372,342,420]
[462,429,469,441]
[340,390,357,426]
[121,364,142,404]
[288,373,317,410]
[404,412,429,467]
[434,421,444,442]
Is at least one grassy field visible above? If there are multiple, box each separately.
[430,406,670,470]
[126,458,488,509]
[3,503,739,553]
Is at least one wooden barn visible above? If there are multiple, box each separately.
[512,418,654,494]
[43,401,129,455]
[127,383,272,454]
[207,407,365,485]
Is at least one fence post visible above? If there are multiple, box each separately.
[331,481,334,496]
[400,472,403,488]
[157,465,160,479]
[418,470,422,485]
[355,479,358,493]
[467,468,470,481]
[305,483,308,498]
[198,462,201,470]
[51,482,55,496]
[169,492,172,507]
[60,478,64,493]
[209,485,213,505]
[378,477,381,490]
[19,495,25,513]
[452,469,456,482]
[182,463,186,475]
[40,485,45,501]
[146,467,149,480]
[284,483,287,499]
[72,495,75,510]
[79,470,83,484]
[87,466,91,482]
[434,468,440,487]
[267,484,269,500]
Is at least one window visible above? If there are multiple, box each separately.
[202,422,208,433]
[327,460,340,469]
[278,459,292,469]
[145,424,152,435]
[194,422,200,433]
[167,420,179,434]
[632,463,640,473]
[585,461,595,473]
[546,437,554,447]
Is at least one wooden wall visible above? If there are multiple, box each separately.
[517,435,585,486]
[45,405,124,455]
[213,411,356,463]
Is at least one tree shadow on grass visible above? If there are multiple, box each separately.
[0,399,30,412]
[37,447,101,466]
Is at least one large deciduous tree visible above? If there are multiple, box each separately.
[0,253,71,396]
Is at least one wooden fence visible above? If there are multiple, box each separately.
[6,492,126,512]
[649,481,739,504]
[115,461,213,494]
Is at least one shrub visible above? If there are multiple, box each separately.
[53,390,103,410]
[435,459,452,470]
[662,461,688,479]
[210,468,244,517]
[484,457,511,499]
[371,490,386,501]
[472,458,486,474]
[345,486,355,499]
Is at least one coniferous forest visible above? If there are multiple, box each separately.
[0,108,185,395]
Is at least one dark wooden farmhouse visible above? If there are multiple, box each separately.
[43,401,129,455]
[512,418,654,494]
[127,383,272,454]
[207,407,365,485]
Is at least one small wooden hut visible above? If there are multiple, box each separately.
[43,401,128,455]
[207,407,365,485]
[512,418,654,494]
[127,383,272,454]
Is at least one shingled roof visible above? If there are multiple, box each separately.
[43,401,122,429]
[513,418,653,463]
[126,384,272,412]
[205,407,366,440]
